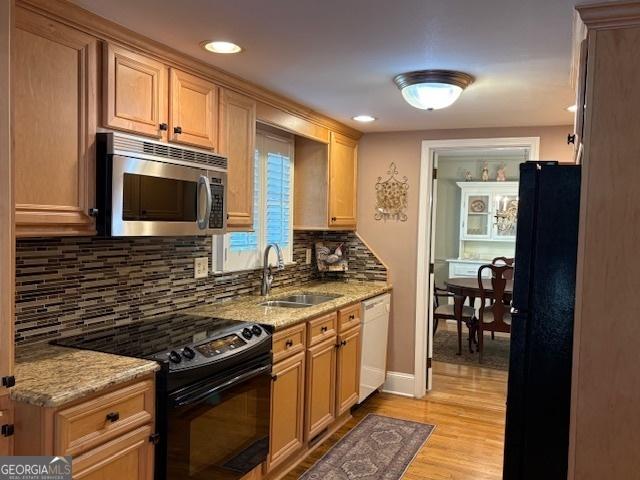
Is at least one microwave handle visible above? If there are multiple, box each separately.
[197,175,212,230]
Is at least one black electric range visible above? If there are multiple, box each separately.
[54,312,273,480]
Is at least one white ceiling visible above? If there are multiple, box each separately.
[71,0,583,132]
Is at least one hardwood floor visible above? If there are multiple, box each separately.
[284,361,507,480]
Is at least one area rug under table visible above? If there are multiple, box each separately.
[300,414,435,480]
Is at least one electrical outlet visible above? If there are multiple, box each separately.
[194,257,209,279]
[305,248,312,265]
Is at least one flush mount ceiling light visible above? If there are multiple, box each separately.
[352,115,376,122]
[201,40,243,54]
[393,70,474,110]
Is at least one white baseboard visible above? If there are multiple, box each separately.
[382,371,415,397]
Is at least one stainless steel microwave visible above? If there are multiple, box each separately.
[96,132,227,236]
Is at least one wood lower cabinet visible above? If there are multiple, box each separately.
[104,43,167,140]
[13,7,98,236]
[73,425,154,480]
[336,325,361,416]
[328,132,358,229]
[267,351,305,471]
[169,68,218,149]
[305,336,337,441]
[14,377,155,480]
[219,88,256,230]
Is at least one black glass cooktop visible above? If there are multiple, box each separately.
[53,313,250,359]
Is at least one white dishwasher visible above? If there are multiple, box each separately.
[358,293,391,403]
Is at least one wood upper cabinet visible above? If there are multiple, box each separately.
[219,88,256,230]
[336,325,361,416]
[13,7,98,236]
[328,132,358,229]
[294,132,358,231]
[169,68,218,149]
[305,337,337,441]
[73,425,154,480]
[267,351,305,472]
[104,43,167,140]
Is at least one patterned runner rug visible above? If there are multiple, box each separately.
[299,414,435,479]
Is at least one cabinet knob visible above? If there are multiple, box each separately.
[567,133,576,145]
[88,208,99,217]
[159,123,168,131]
[174,126,182,134]
[349,314,355,320]
[331,217,337,222]
[321,326,328,333]
[341,340,347,346]
[272,374,278,382]
[285,339,293,348]
[106,412,120,422]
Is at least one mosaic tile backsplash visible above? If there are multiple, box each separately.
[15,231,386,345]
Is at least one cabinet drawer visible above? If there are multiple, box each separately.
[338,304,360,332]
[450,262,492,278]
[308,312,337,346]
[273,323,306,363]
[55,380,154,457]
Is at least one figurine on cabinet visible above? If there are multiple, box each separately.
[481,162,489,181]
[496,163,507,181]
[464,170,473,181]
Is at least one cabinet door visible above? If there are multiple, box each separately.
[461,191,492,240]
[267,352,305,472]
[104,44,167,140]
[73,425,154,480]
[328,132,358,229]
[219,89,256,230]
[491,191,519,241]
[305,337,336,440]
[13,8,98,236]
[336,325,361,416]
[169,68,218,150]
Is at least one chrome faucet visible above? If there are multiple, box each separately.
[261,243,285,296]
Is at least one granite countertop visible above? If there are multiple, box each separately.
[11,280,390,408]
[11,345,160,408]
[187,280,392,330]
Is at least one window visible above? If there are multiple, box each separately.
[217,130,294,272]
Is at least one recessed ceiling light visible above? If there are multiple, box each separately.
[201,41,243,54]
[352,115,376,122]
[567,104,577,113]
[393,70,474,110]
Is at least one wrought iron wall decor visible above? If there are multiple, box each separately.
[375,162,409,222]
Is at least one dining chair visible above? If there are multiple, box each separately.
[432,286,475,339]
[474,263,514,362]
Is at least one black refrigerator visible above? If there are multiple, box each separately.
[503,161,581,480]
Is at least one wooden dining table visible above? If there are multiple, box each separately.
[444,277,514,355]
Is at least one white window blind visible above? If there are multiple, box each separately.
[222,131,293,272]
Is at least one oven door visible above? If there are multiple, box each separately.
[109,155,213,236]
[166,363,271,480]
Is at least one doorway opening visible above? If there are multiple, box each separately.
[414,137,539,398]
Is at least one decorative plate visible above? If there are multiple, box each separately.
[470,199,486,212]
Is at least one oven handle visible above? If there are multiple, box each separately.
[197,175,212,230]
[173,364,271,407]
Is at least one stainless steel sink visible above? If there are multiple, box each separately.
[259,293,342,308]
[259,300,310,309]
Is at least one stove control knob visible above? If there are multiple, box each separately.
[182,346,196,360]
[251,325,262,336]
[242,327,253,340]
[168,350,182,364]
